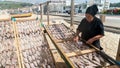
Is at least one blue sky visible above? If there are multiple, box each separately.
[0,0,120,4]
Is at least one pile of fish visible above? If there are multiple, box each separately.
[16,20,55,68]
[0,21,19,68]
[57,41,92,53]
[45,24,75,41]
[57,41,110,67]
[70,52,110,68]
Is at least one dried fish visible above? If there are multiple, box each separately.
[22,52,27,58]
[36,60,40,64]
[45,24,75,40]
[28,56,32,62]
[9,65,15,68]
[31,55,36,61]
[30,63,35,68]
[5,65,10,68]
[15,20,55,68]
[33,61,38,67]
[24,58,29,63]
[70,52,110,68]
[25,63,30,68]
[0,21,18,68]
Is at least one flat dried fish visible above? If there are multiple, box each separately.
[25,63,30,68]
[15,20,55,68]
[70,52,110,68]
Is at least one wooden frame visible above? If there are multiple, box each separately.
[44,23,99,68]
[12,21,22,68]
[13,19,56,68]
[44,23,119,68]
[43,33,59,68]
[116,39,120,61]
[0,19,11,22]
[14,17,38,22]
[0,19,25,68]
[66,48,96,58]
[14,21,25,68]
[11,13,32,18]
[15,19,37,68]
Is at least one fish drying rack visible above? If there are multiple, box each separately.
[44,23,120,68]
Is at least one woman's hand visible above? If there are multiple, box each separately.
[73,36,79,42]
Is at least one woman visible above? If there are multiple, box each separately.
[74,4,104,50]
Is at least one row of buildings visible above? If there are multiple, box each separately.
[48,0,110,13]
[2,0,110,15]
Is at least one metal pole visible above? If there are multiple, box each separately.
[40,4,43,22]
[70,0,74,28]
[47,1,50,25]
[116,39,120,61]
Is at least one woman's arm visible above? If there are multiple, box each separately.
[73,30,81,42]
[75,30,80,37]
[86,35,104,44]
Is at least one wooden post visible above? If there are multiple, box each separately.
[47,1,50,25]
[40,4,43,22]
[14,21,25,68]
[12,21,22,68]
[103,0,106,12]
[70,0,74,29]
[116,39,120,61]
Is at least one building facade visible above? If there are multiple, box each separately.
[48,0,66,13]
[74,0,110,13]
[48,0,110,13]
[87,0,110,12]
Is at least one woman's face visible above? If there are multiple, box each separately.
[85,13,94,22]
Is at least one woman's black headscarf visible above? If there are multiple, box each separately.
[85,4,98,16]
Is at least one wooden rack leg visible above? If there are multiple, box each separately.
[116,39,120,61]
[15,22,25,68]
[12,21,22,68]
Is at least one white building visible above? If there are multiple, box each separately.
[48,0,110,13]
[48,0,66,13]
[75,0,110,13]
[87,0,110,12]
